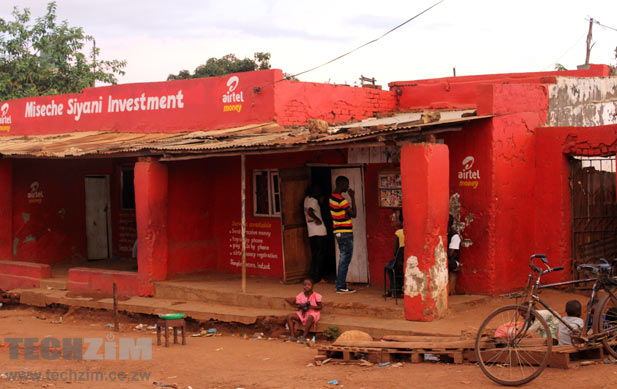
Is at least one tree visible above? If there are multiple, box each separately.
[0,2,126,100]
[167,52,271,80]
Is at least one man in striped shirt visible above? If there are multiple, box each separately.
[329,176,357,294]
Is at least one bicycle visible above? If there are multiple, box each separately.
[474,254,617,386]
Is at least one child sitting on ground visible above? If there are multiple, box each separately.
[558,300,584,345]
[286,278,323,343]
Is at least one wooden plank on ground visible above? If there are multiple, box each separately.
[381,335,464,343]
[334,340,481,350]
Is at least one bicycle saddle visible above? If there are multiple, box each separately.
[577,262,612,274]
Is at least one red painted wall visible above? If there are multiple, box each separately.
[135,158,168,295]
[364,163,402,287]
[274,81,396,126]
[0,159,12,260]
[389,65,610,111]
[10,159,135,265]
[535,125,617,280]
[401,143,450,320]
[165,149,399,286]
[442,119,495,293]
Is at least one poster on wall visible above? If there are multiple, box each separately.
[378,169,402,208]
[227,220,280,273]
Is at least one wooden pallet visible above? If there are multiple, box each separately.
[317,337,606,369]
[317,338,474,365]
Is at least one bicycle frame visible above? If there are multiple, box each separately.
[517,261,617,343]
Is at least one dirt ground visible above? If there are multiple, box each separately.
[1,297,616,389]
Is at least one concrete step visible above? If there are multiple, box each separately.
[40,278,67,290]
[16,288,288,325]
[154,281,404,320]
[12,288,459,338]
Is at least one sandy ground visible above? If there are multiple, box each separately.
[1,294,616,389]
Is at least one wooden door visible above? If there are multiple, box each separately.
[331,167,369,283]
[85,176,111,260]
[280,167,311,283]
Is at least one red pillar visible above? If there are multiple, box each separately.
[0,159,12,260]
[134,157,168,295]
[401,143,449,321]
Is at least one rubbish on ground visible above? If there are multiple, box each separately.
[104,323,114,328]
[51,317,62,324]
[147,325,157,330]
[134,323,146,330]
[322,358,332,365]
[327,380,338,385]
[166,376,177,379]
[215,347,223,351]
[580,361,594,366]
[263,357,270,360]
[392,362,404,368]
[152,382,178,388]
[424,353,439,361]
[207,328,217,334]
[306,363,314,367]
[0,303,3,309]
[158,313,185,320]
[378,362,390,367]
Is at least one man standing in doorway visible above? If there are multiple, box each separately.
[304,185,328,283]
[329,176,357,294]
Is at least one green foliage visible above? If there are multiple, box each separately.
[322,326,340,340]
[167,52,271,80]
[0,1,126,101]
[554,63,568,71]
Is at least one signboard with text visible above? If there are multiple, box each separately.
[0,69,281,136]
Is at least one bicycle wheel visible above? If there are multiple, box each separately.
[594,292,617,359]
[475,305,552,386]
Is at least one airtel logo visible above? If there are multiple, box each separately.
[222,76,244,105]
[226,76,239,93]
[458,155,480,182]
[0,103,11,125]
[462,156,475,170]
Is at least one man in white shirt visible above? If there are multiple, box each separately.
[447,215,462,272]
[304,185,328,283]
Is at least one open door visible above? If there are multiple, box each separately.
[85,176,111,260]
[331,167,369,283]
[280,167,311,283]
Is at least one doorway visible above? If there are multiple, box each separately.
[570,156,617,278]
[330,167,369,283]
[84,176,111,260]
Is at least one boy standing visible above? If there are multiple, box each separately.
[558,300,584,345]
[329,176,357,294]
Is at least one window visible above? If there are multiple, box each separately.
[253,169,280,217]
[121,167,136,210]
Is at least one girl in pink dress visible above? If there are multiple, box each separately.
[286,278,323,342]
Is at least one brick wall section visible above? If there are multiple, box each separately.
[274,81,397,126]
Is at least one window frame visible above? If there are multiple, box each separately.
[253,169,281,218]
[120,165,136,211]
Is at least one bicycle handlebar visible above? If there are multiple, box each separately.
[529,254,563,274]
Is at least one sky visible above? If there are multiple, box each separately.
[1,0,616,88]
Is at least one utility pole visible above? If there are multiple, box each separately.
[585,18,594,66]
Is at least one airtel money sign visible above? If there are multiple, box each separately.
[458,156,480,189]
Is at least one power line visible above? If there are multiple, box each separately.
[592,19,617,33]
[542,31,587,71]
[286,0,445,80]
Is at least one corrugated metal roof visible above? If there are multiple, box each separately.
[0,111,491,158]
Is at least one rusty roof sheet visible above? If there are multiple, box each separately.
[0,111,491,158]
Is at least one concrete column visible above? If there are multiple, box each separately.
[401,143,449,321]
[134,157,168,296]
[0,159,12,260]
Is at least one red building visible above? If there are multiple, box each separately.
[0,65,615,321]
